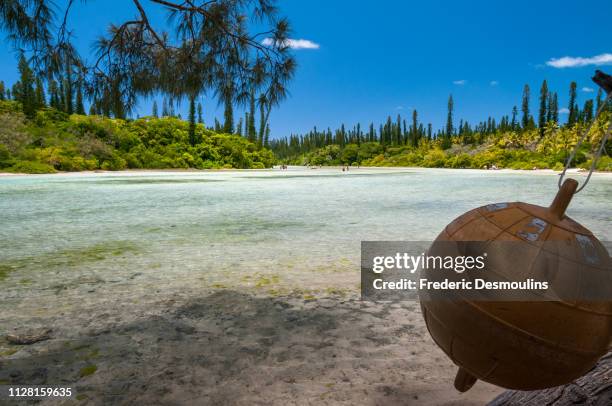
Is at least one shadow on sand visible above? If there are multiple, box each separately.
[1,291,432,405]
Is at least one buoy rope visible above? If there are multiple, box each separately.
[558,91,612,193]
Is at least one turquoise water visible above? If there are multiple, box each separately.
[0,168,610,300]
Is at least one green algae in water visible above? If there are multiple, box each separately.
[79,364,97,377]
[5,241,140,271]
[255,275,280,288]
[0,265,13,281]
[78,178,223,185]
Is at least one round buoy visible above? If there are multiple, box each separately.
[420,178,612,392]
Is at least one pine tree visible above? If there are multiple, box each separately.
[567,81,577,126]
[247,91,256,142]
[258,97,266,144]
[88,104,96,115]
[75,81,85,115]
[538,80,548,136]
[236,118,243,136]
[546,92,554,123]
[16,53,36,117]
[411,109,418,147]
[188,95,197,145]
[582,99,594,123]
[442,94,455,149]
[510,106,518,130]
[35,77,45,109]
[223,92,234,133]
[168,97,175,117]
[152,100,159,117]
[521,84,530,130]
[197,102,203,124]
[48,80,59,109]
[58,79,65,111]
[0,81,5,100]
[395,114,401,145]
[162,98,169,117]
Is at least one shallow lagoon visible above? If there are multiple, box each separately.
[1,167,610,310]
[1,168,610,286]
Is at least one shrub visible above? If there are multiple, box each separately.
[101,153,128,171]
[0,144,12,168]
[8,160,56,174]
[422,150,447,167]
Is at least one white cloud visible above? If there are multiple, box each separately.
[490,80,499,86]
[558,107,570,114]
[546,53,612,68]
[261,38,320,50]
[453,80,467,85]
[395,105,404,110]
[582,87,594,92]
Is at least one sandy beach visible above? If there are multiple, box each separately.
[1,288,504,405]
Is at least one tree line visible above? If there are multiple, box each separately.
[270,80,611,160]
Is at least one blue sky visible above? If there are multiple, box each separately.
[1,0,611,138]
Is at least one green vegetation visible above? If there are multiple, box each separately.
[271,81,611,171]
[0,265,13,281]
[79,364,98,378]
[0,100,274,173]
[281,123,611,171]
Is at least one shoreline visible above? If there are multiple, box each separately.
[1,166,610,178]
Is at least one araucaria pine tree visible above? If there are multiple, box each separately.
[162,98,169,117]
[75,81,85,115]
[411,109,419,147]
[35,77,45,109]
[521,84,530,130]
[152,101,158,117]
[442,94,453,149]
[16,53,36,117]
[258,96,266,144]
[197,102,203,124]
[567,81,577,126]
[236,118,243,136]
[538,80,548,136]
[581,99,594,123]
[188,95,197,145]
[48,80,60,109]
[223,92,234,134]
[247,91,256,143]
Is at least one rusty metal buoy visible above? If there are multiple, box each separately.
[420,179,612,392]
